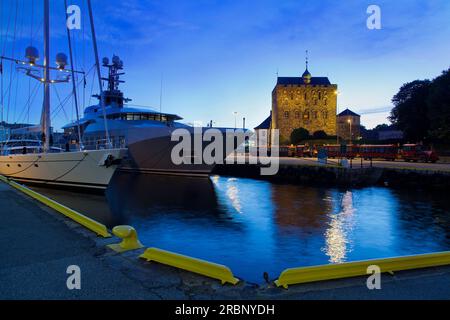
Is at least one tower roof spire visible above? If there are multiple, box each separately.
[302,50,311,83]
[305,50,309,70]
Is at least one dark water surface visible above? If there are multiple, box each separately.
[31,172,450,284]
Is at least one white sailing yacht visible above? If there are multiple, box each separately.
[0,0,127,190]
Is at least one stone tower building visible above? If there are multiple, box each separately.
[337,108,361,141]
[271,59,337,144]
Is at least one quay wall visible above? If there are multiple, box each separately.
[213,164,450,189]
[380,168,450,190]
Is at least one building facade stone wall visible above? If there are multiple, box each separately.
[271,76,337,144]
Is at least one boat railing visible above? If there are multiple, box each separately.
[82,138,126,150]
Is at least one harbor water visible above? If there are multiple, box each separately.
[31,172,450,284]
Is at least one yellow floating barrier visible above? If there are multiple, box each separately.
[275,251,450,288]
[0,175,111,238]
[140,247,239,285]
[107,225,143,252]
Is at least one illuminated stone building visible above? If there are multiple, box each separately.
[270,58,338,144]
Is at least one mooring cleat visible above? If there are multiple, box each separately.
[107,225,144,252]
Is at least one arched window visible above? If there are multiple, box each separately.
[318,92,322,100]
[284,111,289,118]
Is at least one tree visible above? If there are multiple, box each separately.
[427,69,450,144]
[312,130,328,139]
[374,123,390,131]
[290,128,310,144]
[389,80,431,142]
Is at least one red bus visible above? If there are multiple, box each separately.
[400,144,439,163]
[295,145,315,157]
[279,145,296,157]
[322,144,358,159]
[359,144,398,161]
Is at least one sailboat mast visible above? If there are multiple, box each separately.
[64,0,82,151]
[42,0,51,152]
[87,0,111,148]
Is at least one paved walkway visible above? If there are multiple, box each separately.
[230,155,450,172]
[0,182,158,299]
[1,181,450,300]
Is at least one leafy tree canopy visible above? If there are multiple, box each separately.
[312,130,328,139]
[389,68,450,144]
[290,128,310,144]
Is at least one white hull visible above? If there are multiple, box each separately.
[0,149,127,189]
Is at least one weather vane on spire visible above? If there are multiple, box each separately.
[305,50,309,70]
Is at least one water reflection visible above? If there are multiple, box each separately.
[107,172,220,220]
[322,191,356,263]
[29,174,450,284]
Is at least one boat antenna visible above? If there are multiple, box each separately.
[64,0,83,151]
[86,0,112,148]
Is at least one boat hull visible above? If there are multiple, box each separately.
[0,149,127,189]
[119,128,237,177]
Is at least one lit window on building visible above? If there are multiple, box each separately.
[303,111,310,120]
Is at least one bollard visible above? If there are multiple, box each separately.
[107,225,144,252]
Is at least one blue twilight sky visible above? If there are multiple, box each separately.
[1,0,450,130]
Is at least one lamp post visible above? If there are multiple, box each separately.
[347,118,352,144]
[233,111,238,129]
[335,90,340,144]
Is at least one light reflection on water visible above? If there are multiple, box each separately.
[31,173,450,284]
[322,191,356,264]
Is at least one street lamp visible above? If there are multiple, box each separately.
[233,111,238,129]
[335,90,340,144]
[347,119,352,144]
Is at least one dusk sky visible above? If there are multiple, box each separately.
[1,0,450,130]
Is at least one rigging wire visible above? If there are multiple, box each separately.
[1,0,13,56]
[28,0,35,124]
[13,0,26,123]
[82,0,86,112]
[53,86,70,122]
[0,0,6,125]
[64,0,82,149]
[50,66,94,123]
[88,66,96,107]
[6,0,19,124]
[16,81,40,124]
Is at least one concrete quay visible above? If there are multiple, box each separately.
[1,180,450,300]
[214,156,450,189]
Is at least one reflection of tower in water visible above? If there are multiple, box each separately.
[322,191,356,264]
[271,185,333,229]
